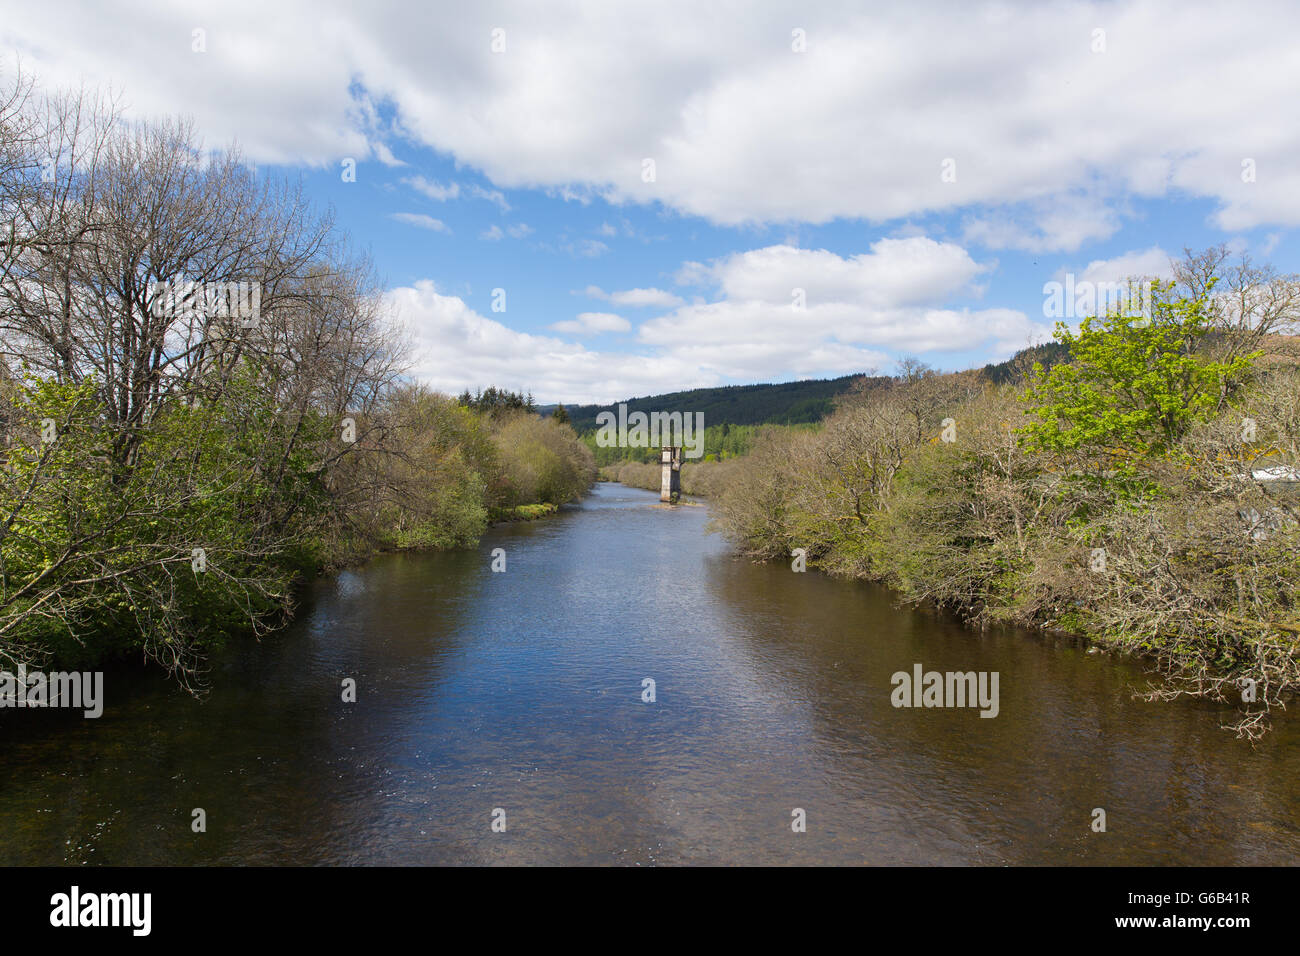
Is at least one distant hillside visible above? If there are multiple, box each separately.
[535,335,1297,465]
[542,344,1080,431]
[977,342,1072,385]
[541,346,1082,431]
[541,338,1219,430]
[543,375,868,432]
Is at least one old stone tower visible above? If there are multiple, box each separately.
[660,446,682,503]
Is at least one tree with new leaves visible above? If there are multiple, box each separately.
[1018,281,1258,469]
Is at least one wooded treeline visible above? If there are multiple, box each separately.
[0,73,593,686]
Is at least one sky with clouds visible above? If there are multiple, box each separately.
[2,0,1296,403]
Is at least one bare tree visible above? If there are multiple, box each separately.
[0,80,412,685]
[1173,244,1300,362]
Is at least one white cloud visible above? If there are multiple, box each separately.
[372,142,404,167]
[565,239,608,258]
[1075,247,1174,286]
[389,212,450,232]
[689,239,988,309]
[403,175,460,201]
[386,281,710,403]
[962,195,1125,253]
[584,286,685,308]
[466,184,509,212]
[481,223,531,240]
[640,239,1049,363]
[403,175,508,212]
[385,237,1046,401]
[11,1,1300,231]
[549,312,632,335]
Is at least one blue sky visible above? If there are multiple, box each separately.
[4,0,1298,403]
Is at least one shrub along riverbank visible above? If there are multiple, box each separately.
[600,456,736,497]
[637,259,1298,737]
[0,77,593,685]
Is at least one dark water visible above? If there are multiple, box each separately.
[2,482,1297,865]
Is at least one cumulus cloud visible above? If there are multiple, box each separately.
[386,281,711,403]
[674,238,987,308]
[1075,247,1174,286]
[961,194,1126,253]
[389,212,450,232]
[583,286,685,308]
[9,1,1300,231]
[385,239,1050,402]
[641,239,1049,365]
[549,312,632,335]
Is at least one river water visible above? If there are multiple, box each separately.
[1,481,1297,865]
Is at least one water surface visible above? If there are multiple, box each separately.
[2,482,1296,864]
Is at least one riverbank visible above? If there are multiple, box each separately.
[491,502,562,522]
[5,480,1296,865]
[1,380,596,680]
[703,335,1298,737]
[617,450,1294,738]
[599,459,734,498]
[0,80,608,686]
[599,324,1300,737]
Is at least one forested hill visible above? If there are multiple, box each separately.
[541,346,1075,431]
[541,375,872,431]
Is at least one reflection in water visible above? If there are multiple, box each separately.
[0,482,1296,864]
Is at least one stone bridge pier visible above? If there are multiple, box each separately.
[660,446,682,503]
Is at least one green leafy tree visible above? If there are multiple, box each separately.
[0,375,313,679]
[1019,283,1258,467]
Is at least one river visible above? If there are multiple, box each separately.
[1,481,1297,864]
